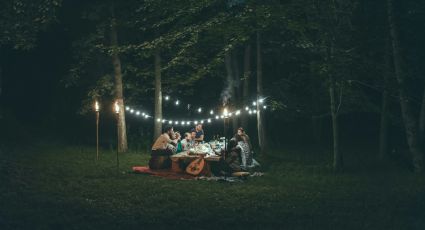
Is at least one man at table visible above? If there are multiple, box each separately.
[194,124,204,143]
[149,126,179,169]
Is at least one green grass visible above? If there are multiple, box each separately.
[1,142,424,230]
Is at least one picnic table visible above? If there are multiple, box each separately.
[170,142,222,175]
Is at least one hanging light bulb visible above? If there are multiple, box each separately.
[169,120,173,124]
[215,115,219,119]
[245,106,249,111]
[175,100,179,105]
[200,120,204,124]
[194,120,198,124]
[162,119,166,123]
[198,108,202,113]
[253,110,257,113]
[210,110,214,115]
[157,118,161,122]
[165,96,170,101]
[223,108,228,117]
[181,121,185,125]
[236,110,241,115]
[207,119,211,123]
[253,101,257,106]
[136,111,140,115]
[175,121,178,125]
[249,110,252,114]
[258,98,264,104]
[263,105,267,109]
[130,109,134,113]
[187,121,191,125]
[125,106,130,111]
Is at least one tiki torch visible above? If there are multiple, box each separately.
[114,100,120,175]
[95,100,100,161]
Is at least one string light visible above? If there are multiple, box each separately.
[208,119,211,123]
[175,100,179,105]
[198,108,202,113]
[169,120,173,124]
[157,118,161,122]
[201,120,204,124]
[165,96,170,101]
[236,110,241,115]
[210,110,214,115]
[175,121,179,125]
[162,119,166,123]
[249,110,252,114]
[253,101,257,106]
[263,105,267,109]
[215,115,219,119]
[125,106,130,111]
[245,107,249,111]
[130,109,134,113]
[253,110,257,113]
[136,111,140,115]
[258,98,264,104]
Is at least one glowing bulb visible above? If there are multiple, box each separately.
[165,96,169,100]
[95,101,100,112]
[181,121,185,125]
[157,118,161,122]
[220,115,224,119]
[198,108,202,113]
[142,112,145,116]
[253,101,257,106]
[229,113,233,117]
[210,110,214,115]
[215,115,219,119]
[187,121,191,125]
[201,120,204,124]
[144,115,148,119]
[130,109,134,113]
[249,110,252,114]
[169,120,172,124]
[253,110,257,113]
[162,119,166,123]
[194,120,198,124]
[263,105,267,109]
[136,111,140,115]
[175,121,178,125]
[175,100,179,105]
[207,119,211,123]
[245,106,249,111]
[125,106,130,111]
[258,98,264,104]
[223,108,228,117]
[236,110,241,115]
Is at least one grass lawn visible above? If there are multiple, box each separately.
[1,142,424,230]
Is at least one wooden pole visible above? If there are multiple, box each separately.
[96,111,99,161]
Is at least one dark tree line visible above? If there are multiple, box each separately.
[1,0,425,172]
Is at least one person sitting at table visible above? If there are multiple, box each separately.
[234,127,260,170]
[180,132,192,151]
[217,138,243,174]
[149,126,179,170]
[194,124,204,143]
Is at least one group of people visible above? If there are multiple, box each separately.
[149,124,204,169]
[148,124,260,174]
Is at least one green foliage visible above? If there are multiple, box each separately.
[0,0,62,50]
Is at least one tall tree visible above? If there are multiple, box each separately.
[153,49,162,139]
[110,4,128,153]
[387,0,423,172]
[241,44,251,129]
[256,31,267,155]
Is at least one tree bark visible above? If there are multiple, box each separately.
[110,7,128,153]
[231,49,240,131]
[153,49,162,140]
[241,44,251,129]
[256,32,267,155]
[329,74,342,171]
[387,0,423,172]
[420,84,425,149]
[379,39,391,160]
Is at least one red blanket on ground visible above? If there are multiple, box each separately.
[132,166,195,180]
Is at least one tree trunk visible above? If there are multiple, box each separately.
[256,32,267,155]
[241,44,251,129]
[0,65,2,119]
[110,8,128,153]
[379,40,391,160]
[231,49,240,131]
[387,0,423,172]
[153,49,162,140]
[420,84,425,149]
[329,74,342,171]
